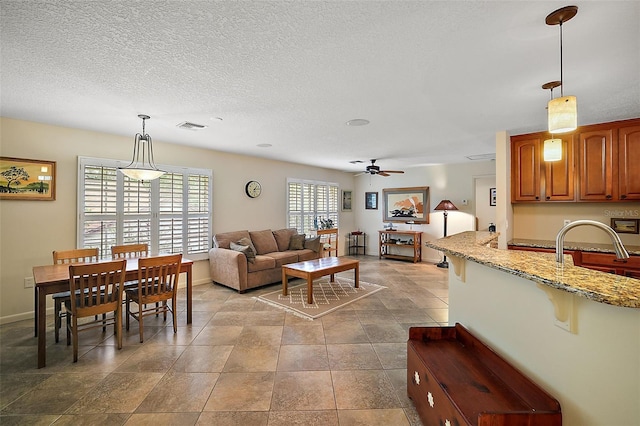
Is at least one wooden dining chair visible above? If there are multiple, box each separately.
[125,253,182,343]
[52,248,100,343]
[111,243,148,260]
[67,259,126,362]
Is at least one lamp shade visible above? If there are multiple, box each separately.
[119,115,165,181]
[548,96,577,134]
[434,200,458,211]
[543,138,563,162]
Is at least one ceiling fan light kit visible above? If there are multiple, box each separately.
[545,5,578,135]
[119,114,166,181]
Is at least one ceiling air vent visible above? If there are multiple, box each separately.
[465,153,496,161]
[176,121,207,131]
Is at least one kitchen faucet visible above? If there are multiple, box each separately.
[555,220,630,264]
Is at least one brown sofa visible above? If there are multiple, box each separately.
[208,228,321,293]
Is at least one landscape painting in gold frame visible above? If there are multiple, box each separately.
[0,157,56,201]
[382,186,429,223]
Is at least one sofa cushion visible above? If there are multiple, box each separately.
[265,251,300,267]
[288,233,306,250]
[249,229,279,255]
[273,228,297,252]
[247,255,276,272]
[230,241,256,263]
[297,249,319,261]
[213,230,251,249]
[304,236,322,253]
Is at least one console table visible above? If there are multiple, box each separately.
[379,230,422,263]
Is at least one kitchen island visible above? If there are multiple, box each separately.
[426,231,640,426]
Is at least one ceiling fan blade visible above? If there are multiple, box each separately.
[380,170,404,174]
[378,172,390,177]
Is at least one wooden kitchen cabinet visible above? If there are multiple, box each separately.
[619,124,640,201]
[510,133,574,202]
[511,118,640,203]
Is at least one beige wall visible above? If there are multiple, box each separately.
[0,117,357,322]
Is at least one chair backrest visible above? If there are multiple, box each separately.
[68,259,126,317]
[136,254,182,298]
[111,243,148,260]
[53,248,99,264]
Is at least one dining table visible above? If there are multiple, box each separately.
[32,257,193,368]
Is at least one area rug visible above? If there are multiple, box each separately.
[254,277,386,320]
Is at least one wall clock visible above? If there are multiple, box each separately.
[245,180,262,198]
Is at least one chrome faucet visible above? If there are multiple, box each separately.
[555,220,630,264]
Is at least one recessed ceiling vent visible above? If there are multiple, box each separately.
[465,153,495,161]
[176,121,207,130]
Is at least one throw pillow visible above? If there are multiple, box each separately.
[236,237,257,256]
[249,229,279,254]
[230,241,256,263]
[304,236,321,253]
[288,233,306,250]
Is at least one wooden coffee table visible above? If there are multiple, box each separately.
[282,257,360,304]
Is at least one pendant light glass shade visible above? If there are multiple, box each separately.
[119,115,165,181]
[548,95,577,134]
[543,138,563,162]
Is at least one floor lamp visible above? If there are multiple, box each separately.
[434,199,458,268]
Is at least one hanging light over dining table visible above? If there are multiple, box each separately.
[119,114,165,181]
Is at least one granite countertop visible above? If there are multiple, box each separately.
[425,231,640,309]
[509,238,640,256]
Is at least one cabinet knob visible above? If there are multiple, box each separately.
[535,196,539,200]
[621,194,627,199]
[606,194,612,199]
[546,196,550,200]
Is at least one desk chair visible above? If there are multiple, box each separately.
[52,248,99,343]
[126,254,181,343]
[67,259,126,362]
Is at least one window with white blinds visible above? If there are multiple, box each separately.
[286,178,339,234]
[78,156,212,260]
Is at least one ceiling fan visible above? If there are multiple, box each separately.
[355,159,404,177]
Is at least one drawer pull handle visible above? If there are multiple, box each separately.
[427,391,435,408]
[413,371,420,385]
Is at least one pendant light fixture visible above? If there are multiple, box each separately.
[542,81,563,162]
[546,5,578,134]
[119,114,165,181]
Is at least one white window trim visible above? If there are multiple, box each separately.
[77,156,212,261]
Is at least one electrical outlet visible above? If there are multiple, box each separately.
[24,277,34,288]
[564,219,571,226]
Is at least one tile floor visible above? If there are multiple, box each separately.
[0,256,448,425]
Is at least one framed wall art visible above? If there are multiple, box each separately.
[611,218,639,234]
[0,157,56,201]
[382,186,429,223]
[365,191,378,210]
[342,190,352,211]
[490,187,497,206]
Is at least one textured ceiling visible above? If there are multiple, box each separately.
[1,1,639,173]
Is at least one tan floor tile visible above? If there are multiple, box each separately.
[267,410,339,425]
[172,345,233,372]
[204,372,275,411]
[270,371,336,411]
[191,325,243,345]
[53,413,130,425]
[281,324,326,345]
[115,344,186,373]
[362,323,408,343]
[196,411,268,425]
[323,322,369,344]
[0,414,61,425]
[1,373,107,415]
[276,345,329,371]
[66,372,163,414]
[0,374,51,409]
[222,344,279,372]
[125,412,199,425]
[337,408,410,425]
[327,344,382,370]
[135,372,219,412]
[235,325,283,347]
[372,343,407,369]
[332,370,401,409]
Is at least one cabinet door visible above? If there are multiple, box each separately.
[545,135,575,201]
[619,125,640,201]
[511,137,541,202]
[578,128,616,201]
